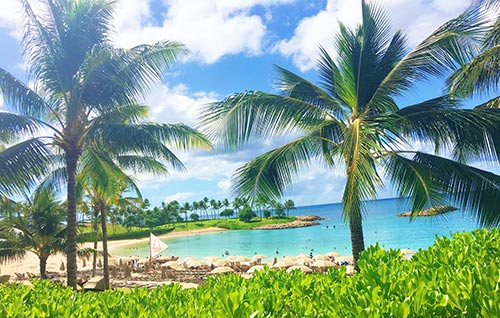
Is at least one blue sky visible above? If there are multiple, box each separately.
[0,0,481,207]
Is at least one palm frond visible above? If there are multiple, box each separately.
[116,155,169,175]
[0,112,52,137]
[0,241,26,264]
[201,91,330,150]
[0,138,53,196]
[447,45,500,98]
[375,1,486,99]
[414,152,500,226]
[396,101,500,162]
[0,67,53,118]
[274,65,342,116]
[384,153,444,217]
[83,41,187,109]
[232,136,329,200]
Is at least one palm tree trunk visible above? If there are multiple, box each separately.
[349,216,365,272]
[100,202,110,290]
[39,252,48,279]
[66,152,78,289]
[92,213,98,277]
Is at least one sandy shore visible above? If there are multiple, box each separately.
[0,227,226,276]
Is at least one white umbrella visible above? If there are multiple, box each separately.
[226,255,238,261]
[235,256,251,262]
[400,249,416,255]
[252,254,267,260]
[311,260,336,268]
[213,259,231,267]
[161,261,183,270]
[294,258,312,266]
[203,256,221,262]
[326,252,341,257]
[282,256,296,262]
[181,257,199,264]
[210,266,234,274]
[246,265,266,274]
[272,260,295,269]
[185,260,207,269]
[313,254,329,261]
[296,254,311,259]
[287,265,313,273]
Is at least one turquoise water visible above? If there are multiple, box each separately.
[114,198,481,259]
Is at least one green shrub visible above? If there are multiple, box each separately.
[1,229,499,317]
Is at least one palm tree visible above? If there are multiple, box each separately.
[0,0,209,288]
[283,199,296,218]
[0,189,66,279]
[202,1,500,269]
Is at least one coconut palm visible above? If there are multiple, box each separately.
[202,1,500,269]
[0,189,66,279]
[0,0,210,288]
[283,199,296,217]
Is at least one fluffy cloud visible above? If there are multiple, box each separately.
[144,83,219,126]
[111,0,295,64]
[275,0,472,72]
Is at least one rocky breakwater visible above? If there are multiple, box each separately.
[252,215,323,230]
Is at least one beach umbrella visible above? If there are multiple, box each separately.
[210,266,234,274]
[400,249,416,255]
[226,255,238,261]
[252,254,267,260]
[296,253,311,259]
[186,260,207,269]
[287,265,313,273]
[181,257,199,264]
[161,261,183,270]
[213,259,231,267]
[246,265,266,274]
[203,256,220,262]
[282,256,296,262]
[311,260,336,268]
[294,258,312,266]
[235,256,251,262]
[326,252,341,257]
[313,254,329,261]
[272,260,295,269]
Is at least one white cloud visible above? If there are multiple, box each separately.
[275,0,472,72]
[112,0,295,64]
[164,192,195,203]
[145,82,219,126]
[0,0,45,39]
[216,179,232,193]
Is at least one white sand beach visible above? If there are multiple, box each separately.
[0,227,226,276]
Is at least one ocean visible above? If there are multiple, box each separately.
[113,197,481,259]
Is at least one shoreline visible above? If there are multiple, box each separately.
[0,227,227,277]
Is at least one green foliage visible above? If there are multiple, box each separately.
[238,207,257,223]
[0,229,499,317]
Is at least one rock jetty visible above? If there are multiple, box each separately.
[252,215,323,230]
[398,205,457,217]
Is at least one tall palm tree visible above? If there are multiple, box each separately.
[202,1,500,269]
[0,0,210,288]
[0,189,66,279]
[283,199,296,218]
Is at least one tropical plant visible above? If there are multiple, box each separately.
[0,189,66,279]
[201,1,500,269]
[283,199,296,217]
[238,206,257,223]
[0,0,210,288]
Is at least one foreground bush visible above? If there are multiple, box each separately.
[1,229,499,317]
